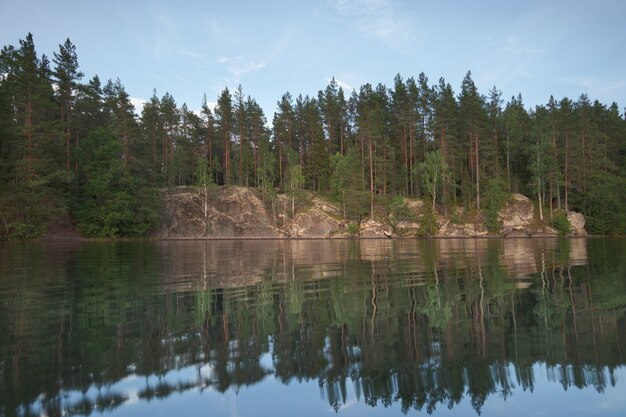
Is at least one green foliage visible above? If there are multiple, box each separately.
[418,205,438,237]
[482,178,508,233]
[551,210,571,235]
[76,128,159,237]
[450,212,463,225]
[417,149,451,210]
[256,138,277,206]
[1,33,626,238]
[347,222,360,237]
[194,156,216,190]
[8,222,45,239]
[576,174,626,234]
[330,148,369,222]
[484,210,501,234]
[286,163,306,216]
[388,196,415,221]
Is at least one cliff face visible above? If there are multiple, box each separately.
[152,187,585,239]
[155,186,282,238]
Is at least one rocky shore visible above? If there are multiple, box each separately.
[152,186,586,239]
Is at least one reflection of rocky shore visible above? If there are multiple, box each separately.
[152,238,589,294]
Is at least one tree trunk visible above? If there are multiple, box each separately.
[441,125,447,205]
[369,135,374,220]
[564,130,569,211]
[506,129,511,192]
[278,142,283,187]
[224,129,230,185]
[409,123,414,196]
[475,128,480,211]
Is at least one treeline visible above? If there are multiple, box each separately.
[1,34,625,237]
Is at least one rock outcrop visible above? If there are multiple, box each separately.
[567,211,587,236]
[360,218,392,238]
[437,220,488,237]
[156,186,282,238]
[498,193,535,236]
[286,208,346,238]
[154,187,587,239]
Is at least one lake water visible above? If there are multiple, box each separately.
[1,238,625,417]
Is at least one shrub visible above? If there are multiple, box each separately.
[347,222,360,237]
[9,222,45,239]
[485,209,501,234]
[388,196,415,221]
[482,178,508,234]
[551,210,571,235]
[418,206,438,237]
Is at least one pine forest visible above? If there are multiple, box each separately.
[1,34,625,238]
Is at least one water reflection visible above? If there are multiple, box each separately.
[0,238,624,417]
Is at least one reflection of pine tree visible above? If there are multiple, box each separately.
[3,239,626,415]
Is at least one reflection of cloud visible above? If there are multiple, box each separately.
[332,399,357,412]
[330,0,416,49]
[596,376,626,412]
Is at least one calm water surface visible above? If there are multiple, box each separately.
[1,238,625,417]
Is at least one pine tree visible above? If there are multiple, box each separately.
[502,94,530,193]
[1,34,65,235]
[53,38,83,174]
[103,79,138,170]
[458,71,487,210]
[528,106,557,220]
[309,113,329,191]
[141,90,163,180]
[391,74,411,195]
[487,86,503,179]
[200,94,215,179]
[158,92,179,184]
[432,78,458,206]
[244,96,267,186]
[272,93,295,186]
[557,97,574,211]
[215,88,233,185]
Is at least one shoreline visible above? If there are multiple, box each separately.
[28,234,602,243]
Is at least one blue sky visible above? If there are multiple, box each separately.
[2,0,625,119]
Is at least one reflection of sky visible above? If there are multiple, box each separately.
[32,363,626,417]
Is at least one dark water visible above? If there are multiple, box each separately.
[1,238,625,417]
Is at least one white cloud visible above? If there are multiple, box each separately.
[232,61,267,77]
[216,56,267,82]
[559,76,626,99]
[130,97,147,114]
[326,77,353,91]
[330,0,416,49]
[501,37,543,56]
[216,56,239,64]
[476,35,545,92]
[180,50,205,60]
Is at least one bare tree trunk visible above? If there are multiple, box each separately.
[278,142,283,187]
[506,128,511,192]
[475,128,480,211]
[565,130,569,211]
[441,125,447,205]
[369,135,374,220]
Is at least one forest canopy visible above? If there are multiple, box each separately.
[1,34,625,238]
